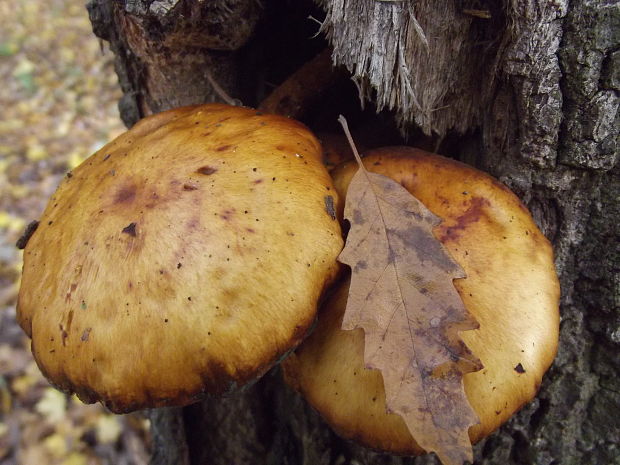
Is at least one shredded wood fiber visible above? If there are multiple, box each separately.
[318,0,514,136]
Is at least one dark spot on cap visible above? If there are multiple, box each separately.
[81,328,92,342]
[16,220,39,249]
[114,185,136,204]
[66,172,73,178]
[216,145,231,152]
[65,283,78,302]
[122,222,137,237]
[177,263,182,269]
[103,154,111,161]
[66,311,74,333]
[59,324,68,346]
[514,363,526,374]
[183,183,198,191]
[438,197,490,242]
[254,179,263,184]
[324,195,336,220]
[220,209,234,221]
[197,166,217,175]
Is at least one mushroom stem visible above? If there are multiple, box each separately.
[149,407,190,465]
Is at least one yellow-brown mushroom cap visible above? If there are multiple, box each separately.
[283,147,560,455]
[17,104,343,413]
[317,133,361,171]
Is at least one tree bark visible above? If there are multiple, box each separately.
[88,1,619,464]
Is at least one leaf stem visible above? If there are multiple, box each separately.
[205,69,241,107]
[337,115,366,172]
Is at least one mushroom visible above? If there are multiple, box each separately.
[318,133,364,172]
[17,104,343,413]
[283,147,560,454]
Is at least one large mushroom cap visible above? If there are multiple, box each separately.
[283,147,560,455]
[17,104,343,413]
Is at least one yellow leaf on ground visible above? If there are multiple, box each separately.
[11,373,38,396]
[43,433,67,458]
[67,150,86,169]
[12,58,34,76]
[0,212,25,232]
[62,452,89,465]
[35,388,67,423]
[95,415,122,444]
[26,143,48,161]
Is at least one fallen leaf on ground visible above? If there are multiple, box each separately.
[62,452,89,465]
[35,388,67,423]
[0,0,149,461]
[96,415,122,444]
[44,432,68,458]
[337,116,482,465]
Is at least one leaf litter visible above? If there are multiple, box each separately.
[337,116,482,465]
[0,1,149,463]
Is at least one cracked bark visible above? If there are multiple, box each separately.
[88,0,619,464]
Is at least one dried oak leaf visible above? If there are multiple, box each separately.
[337,118,482,465]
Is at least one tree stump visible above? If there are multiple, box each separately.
[87,1,620,463]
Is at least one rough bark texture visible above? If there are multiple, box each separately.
[87,0,619,464]
[87,0,261,126]
[148,408,189,465]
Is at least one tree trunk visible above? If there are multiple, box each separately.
[87,1,619,464]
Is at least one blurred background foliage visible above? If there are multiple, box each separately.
[0,1,150,463]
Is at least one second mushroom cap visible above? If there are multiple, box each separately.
[284,147,560,455]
